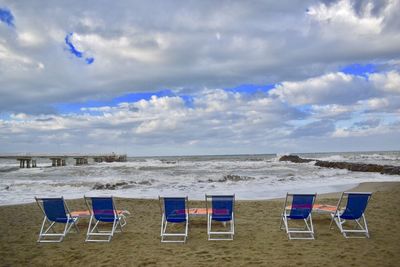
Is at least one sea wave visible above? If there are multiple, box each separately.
[0,151,399,205]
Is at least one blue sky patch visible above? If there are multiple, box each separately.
[0,113,12,121]
[113,90,174,103]
[0,8,14,27]
[340,63,377,78]
[115,90,194,107]
[64,32,94,64]
[85,57,94,64]
[297,104,313,114]
[225,84,275,94]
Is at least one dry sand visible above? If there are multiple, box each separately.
[1,182,399,266]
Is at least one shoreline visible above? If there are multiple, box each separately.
[309,181,400,199]
[1,181,398,207]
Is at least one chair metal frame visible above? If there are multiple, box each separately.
[35,197,79,243]
[280,193,316,240]
[205,194,235,241]
[84,196,127,242]
[159,196,189,243]
[329,192,372,238]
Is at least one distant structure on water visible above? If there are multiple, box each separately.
[0,153,127,168]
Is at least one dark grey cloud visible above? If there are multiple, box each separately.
[352,118,381,129]
[290,120,336,138]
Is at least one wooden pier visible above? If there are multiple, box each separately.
[0,153,127,168]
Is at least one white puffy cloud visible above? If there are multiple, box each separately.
[0,90,305,153]
[332,121,397,138]
[269,70,400,107]
[307,0,384,35]
[269,72,375,105]
[310,104,353,120]
[1,82,399,154]
[370,71,400,94]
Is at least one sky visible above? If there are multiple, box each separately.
[0,0,399,156]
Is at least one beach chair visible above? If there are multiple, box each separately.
[159,197,189,243]
[35,197,79,243]
[329,192,372,238]
[280,193,316,240]
[84,196,127,242]
[205,195,235,240]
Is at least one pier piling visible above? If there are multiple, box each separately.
[17,158,36,168]
[9,153,126,168]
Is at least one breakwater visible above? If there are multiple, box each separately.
[279,155,400,175]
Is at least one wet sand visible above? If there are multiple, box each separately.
[1,182,399,266]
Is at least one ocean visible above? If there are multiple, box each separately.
[0,151,399,205]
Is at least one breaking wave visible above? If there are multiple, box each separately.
[0,151,399,205]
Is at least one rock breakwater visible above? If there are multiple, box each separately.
[279,155,400,175]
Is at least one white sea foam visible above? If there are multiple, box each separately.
[0,152,399,205]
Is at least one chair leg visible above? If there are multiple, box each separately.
[72,218,79,233]
[184,218,189,242]
[86,219,119,242]
[329,212,336,229]
[161,219,187,243]
[333,214,369,238]
[38,217,48,242]
[283,215,314,240]
[38,217,78,243]
[86,217,110,242]
[86,215,94,240]
[362,214,370,238]
[160,215,165,239]
[64,218,79,235]
[118,219,124,232]
[207,218,234,241]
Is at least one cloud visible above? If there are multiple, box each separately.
[370,71,400,94]
[310,104,353,120]
[0,0,399,154]
[352,118,381,129]
[332,120,398,138]
[290,120,336,138]
[0,90,306,153]
[269,72,375,105]
[1,83,398,154]
[307,0,384,35]
[0,0,399,115]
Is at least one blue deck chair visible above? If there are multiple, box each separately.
[159,197,189,243]
[35,197,79,243]
[280,193,316,240]
[330,192,372,238]
[84,196,127,242]
[205,195,235,240]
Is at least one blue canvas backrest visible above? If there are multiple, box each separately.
[91,197,116,222]
[164,198,187,223]
[211,195,234,222]
[289,194,315,219]
[341,193,371,220]
[42,198,68,223]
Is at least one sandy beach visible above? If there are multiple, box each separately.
[1,182,399,267]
